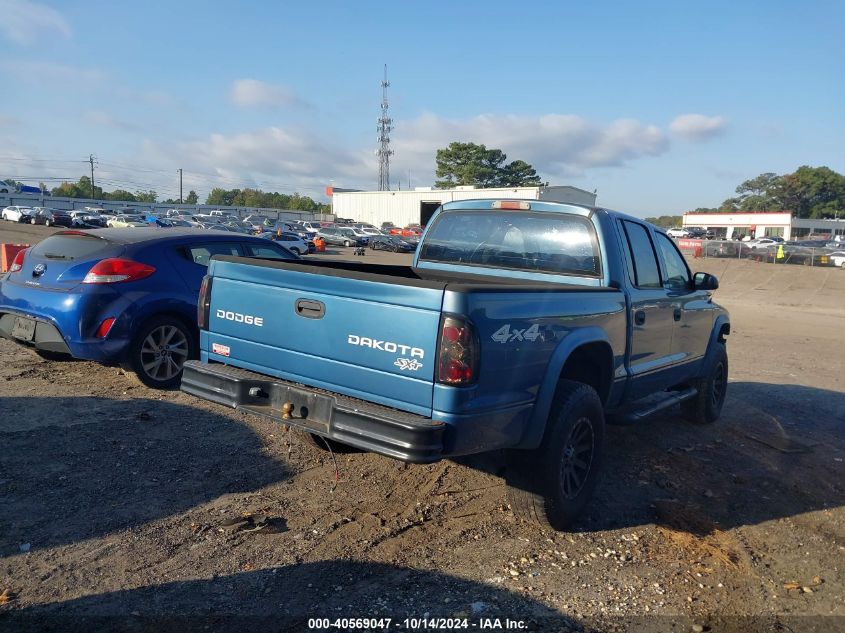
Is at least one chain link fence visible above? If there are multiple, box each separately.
[676,238,845,269]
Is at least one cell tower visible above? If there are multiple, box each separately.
[377,64,393,191]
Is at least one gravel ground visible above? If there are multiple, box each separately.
[0,222,843,632]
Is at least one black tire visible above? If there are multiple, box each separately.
[45,219,52,227]
[31,217,37,225]
[299,431,361,453]
[123,315,197,389]
[343,240,352,247]
[507,380,605,531]
[681,343,728,425]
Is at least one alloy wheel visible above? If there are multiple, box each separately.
[139,324,189,382]
[559,417,595,499]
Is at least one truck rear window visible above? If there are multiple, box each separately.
[418,210,601,277]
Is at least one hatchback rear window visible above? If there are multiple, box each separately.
[419,210,602,277]
[29,233,113,260]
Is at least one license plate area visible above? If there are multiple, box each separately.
[11,317,36,342]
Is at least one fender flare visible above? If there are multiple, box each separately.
[518,326,614,450]
[702,314,731,371]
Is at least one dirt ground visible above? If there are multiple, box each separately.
[0,223,843,632]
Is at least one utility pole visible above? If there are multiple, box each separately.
[178,168,183,203]
[88,154,97,198]
[377,64,393,191]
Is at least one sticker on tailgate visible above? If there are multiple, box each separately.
[212,343,230,357]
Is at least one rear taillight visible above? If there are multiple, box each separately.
[82,258,156,284]
[436,316,479,386]
[9,248,27,273]
[197,275,212,330]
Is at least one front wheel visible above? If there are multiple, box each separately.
[45,219,52,227]
[507,380,605,531]
[123,316,196,389]
[681,343,728,424]
[343,240,352,247]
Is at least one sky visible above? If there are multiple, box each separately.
[0,0,842,216]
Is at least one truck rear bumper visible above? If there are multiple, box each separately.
[181,360,446,463]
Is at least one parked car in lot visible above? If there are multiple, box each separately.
[2,205,34,222]
[746,237,784,249]
[827,251,845,269]
[107,214,148,228]
[317,226,368,247]
[686,227,714,239]
[704,240,752,258]
[0,229,298,388]
[666,227,690,238]
[30,208,73,227]
[259,231,311,255]
[70,211,108,228]
[368,234,416,252]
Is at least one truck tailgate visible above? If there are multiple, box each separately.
[204,258,446,416]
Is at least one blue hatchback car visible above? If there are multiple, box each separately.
[0,228,297,388]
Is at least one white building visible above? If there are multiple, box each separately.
[682,211,845,241]
[330,185,597,228]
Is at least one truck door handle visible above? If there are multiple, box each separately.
[673,308,682,321]
[634,310,646,326]
[295,299,325,319]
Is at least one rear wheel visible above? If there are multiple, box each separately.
[124,316,196,389]
[681,343,728,424]
[343,240,352,247]
[30,217,37,225]
[507,380,605,531]
[45,219,52,227]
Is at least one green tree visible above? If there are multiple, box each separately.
[185,190,198,204]
[434,142,543,189]
[103,189,137,202]
[499,159,543,187]
[51,176,102,199]
[644,215,683,229]
[134,190,157,203]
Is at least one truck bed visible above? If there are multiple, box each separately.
[211,255,620,293]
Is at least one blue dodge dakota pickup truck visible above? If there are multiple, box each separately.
[181,199,729,530]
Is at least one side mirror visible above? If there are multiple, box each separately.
[693,272,719,291]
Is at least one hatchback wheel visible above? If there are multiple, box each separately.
[124,316,196,389]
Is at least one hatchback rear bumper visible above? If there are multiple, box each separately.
[181,360,446,463]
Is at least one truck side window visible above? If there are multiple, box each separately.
[622,221,661,288]
[654,233,691,291]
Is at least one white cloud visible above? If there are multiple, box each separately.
[669,114,728,141]
[229,79,310,109]
[135,112,674,197]
[0,59,105,85]
[140,126,369,196]
[0,0,71,44]
[83,111,143,132]
[394,112,669,181]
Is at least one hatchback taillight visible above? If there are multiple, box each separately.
[82,258,156,284]
[198,275,212,330]
[9,248,27,273]
[436,316,479,386]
